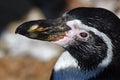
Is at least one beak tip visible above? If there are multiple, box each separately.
[15,24,25,35]
[15,21,38,35]
[15,28,19,34]
[15,25,21,34]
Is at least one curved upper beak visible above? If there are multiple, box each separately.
[15,18,71,41]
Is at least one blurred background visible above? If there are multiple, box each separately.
[0,0,120,80]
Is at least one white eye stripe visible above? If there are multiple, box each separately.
[67,20,113,68]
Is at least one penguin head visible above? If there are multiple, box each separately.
[15,7,120,70]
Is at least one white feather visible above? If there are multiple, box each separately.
[54,51,103,80]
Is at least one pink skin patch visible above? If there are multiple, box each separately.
[52,21,81,47]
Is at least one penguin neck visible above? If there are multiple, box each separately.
[53,51,104,80]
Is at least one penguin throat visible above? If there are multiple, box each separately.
[53,51,104,80]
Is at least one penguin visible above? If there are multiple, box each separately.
[15,7,120,80]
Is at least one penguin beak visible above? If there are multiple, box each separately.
[15,19,71,41]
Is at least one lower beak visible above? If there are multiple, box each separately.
[15,19,70,41]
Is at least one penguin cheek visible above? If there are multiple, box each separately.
[51,29,76,47]
[51,35,75,47]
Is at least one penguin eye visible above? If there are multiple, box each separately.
[79,32,88,38]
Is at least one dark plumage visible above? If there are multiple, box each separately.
[15,7,120,80]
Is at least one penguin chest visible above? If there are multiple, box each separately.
[52,51,102,80]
